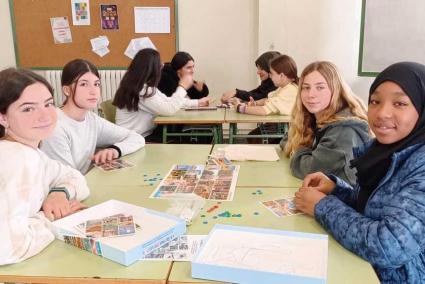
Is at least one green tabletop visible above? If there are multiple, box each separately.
[154,109,226,125]
[167,187,380,284]
[86,144,213,187]
[213,144,302,188]
[224,109,291,123]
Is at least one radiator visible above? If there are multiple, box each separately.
[44,70,126,106]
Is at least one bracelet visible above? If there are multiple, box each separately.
[49,187,70,200]
[108,145,122,158]
[237,103,247,114]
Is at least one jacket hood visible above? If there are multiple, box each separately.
[320,108,369,134]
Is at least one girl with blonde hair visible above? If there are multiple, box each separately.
[282,61,370,185]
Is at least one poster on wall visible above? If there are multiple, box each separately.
[50,17,73,44]
[100,4,119,30]
[71,0,91,26]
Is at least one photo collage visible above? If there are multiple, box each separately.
[75,214,136,238]
[150,164,240,201]
[261,197,302,217]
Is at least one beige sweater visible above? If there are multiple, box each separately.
[263,83,298,115]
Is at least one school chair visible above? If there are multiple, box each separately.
[100,100,116,123]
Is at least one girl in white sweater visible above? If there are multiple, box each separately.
[0,68,90,265]
[41,59,145,174]
[113,48,210,142]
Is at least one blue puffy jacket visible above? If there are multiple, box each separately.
[315,141,425,283]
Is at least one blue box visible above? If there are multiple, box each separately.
[192,224,328,284]
[53,199,186,266]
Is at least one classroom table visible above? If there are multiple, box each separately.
[153,109,226,143]
[225,109,291,144]
[167,187,380,284]
[0,145,379,284]
[85,144,213,187]
[0,184,174,284]
[213,144,302,188]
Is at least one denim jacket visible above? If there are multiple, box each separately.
[315,141,425,283]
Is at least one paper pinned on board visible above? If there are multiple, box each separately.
[71,0,90,26]
[224,145,280,161]
[50,17,73,44]
[134,7,170,33]
[90,35,110,57]
[124,37,156,59]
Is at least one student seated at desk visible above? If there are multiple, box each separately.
[233,54,298,116]
[41,59,145,174]
[295,62,425,283]
[158,51,209,100]
[282,61,369,185]
[113,48,210,143]
[0,68,89,265]
[221,51,281,103]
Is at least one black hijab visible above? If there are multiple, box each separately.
[351,62,425,213]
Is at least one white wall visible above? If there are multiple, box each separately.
[258,0,374,103]
[178,0,259,100]
[0,0,16,69]
[0,0,376,102]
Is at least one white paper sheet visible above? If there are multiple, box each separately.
[90,36,110,57]
[71,0,90,26]
[50,17,72,44]
[134,7,170,33]
[224,145,280,161]
[124,37,156,59]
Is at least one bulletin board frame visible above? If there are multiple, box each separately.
[9,0,178,70]
[358,0,425,77]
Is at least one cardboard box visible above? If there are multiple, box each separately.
[53,199,186,266]
[192,224,328,284]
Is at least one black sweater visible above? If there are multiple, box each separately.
[158,63,209,100]
[235,78,277,101]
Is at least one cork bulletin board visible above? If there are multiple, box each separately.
[9,0,177,69]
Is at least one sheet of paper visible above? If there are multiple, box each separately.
[124,37,156,59]
[196,227,328,279]
[142,235,206,261]
[224,145,280,161]
[134,7,170,33]
[71,0,90,26]
[150,164,239,201]
[50,17,72,44]
[90,35,109,50]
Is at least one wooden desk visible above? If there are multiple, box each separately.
[225,110,290,144]
[85,144,213,187]
[153,109,226,143]
[167,187,380,284]
[213,144,302,188]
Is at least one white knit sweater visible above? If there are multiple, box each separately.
[0,140,90,265]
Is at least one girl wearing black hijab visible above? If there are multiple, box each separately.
[294,62,425,283]
[158,51,209,100]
